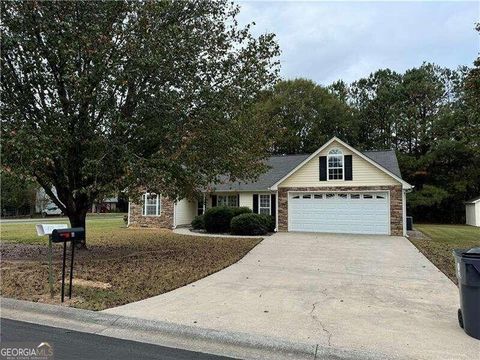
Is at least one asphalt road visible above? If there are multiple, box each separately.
[0,319,237,360]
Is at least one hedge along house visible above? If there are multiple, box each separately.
[128,137,413,236]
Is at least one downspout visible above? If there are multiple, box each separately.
[402,190,407,237]
[173,200,177,229]
[275,190,279,232]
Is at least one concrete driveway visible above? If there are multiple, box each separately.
[104,233,479,359]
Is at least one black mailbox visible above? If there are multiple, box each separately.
[51,227,85,243]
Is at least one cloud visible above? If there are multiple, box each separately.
[237,1,479,85]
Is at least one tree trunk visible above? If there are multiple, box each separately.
[68,211,87,249]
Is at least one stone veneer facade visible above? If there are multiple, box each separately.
[277,185,403,236]
[129,196,175,228]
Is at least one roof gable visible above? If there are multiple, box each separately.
[271,137,411,190]
[363,150,402,178]
[210,137,411,192]
[466,196,480,204]
[211,154,308,191]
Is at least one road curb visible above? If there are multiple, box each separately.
[1,297,385,360]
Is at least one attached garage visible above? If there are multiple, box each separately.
[288,192,390,235]
[129,137,411,236]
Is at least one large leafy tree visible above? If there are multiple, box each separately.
[349,69,402,150]
[1,171,38,216]
[1,1,280,247]
[253,79,355,154]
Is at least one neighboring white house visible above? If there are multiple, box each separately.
[35,187,58,213]
[465,196,480,227]
[36,187,121,214]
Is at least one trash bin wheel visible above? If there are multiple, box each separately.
[458,308,464,329]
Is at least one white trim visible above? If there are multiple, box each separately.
[173,200,177,229]
[143,193,161,216]
[402,190,407,237]
[127,201,131,227]
[270,137,412,190]
[275,191,279,232]
[207,189,270,193]
[327,148,344,181]
[287,190,391,235]
[465,198,480,204]
[258,194,271,215]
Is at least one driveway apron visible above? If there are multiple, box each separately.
[104,232,479,359]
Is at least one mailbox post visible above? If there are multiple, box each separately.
[36,224,68,298]
[51,228,85,302]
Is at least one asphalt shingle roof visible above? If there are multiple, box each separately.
[211,149,402,191]
[363,150,402,178]
[466,196,480,203]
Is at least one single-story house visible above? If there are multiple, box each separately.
[465,196,480,227]
[128,137,413,236]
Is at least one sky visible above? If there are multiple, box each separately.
[237,1,479,85]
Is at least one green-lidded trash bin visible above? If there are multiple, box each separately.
[453,247,480,340]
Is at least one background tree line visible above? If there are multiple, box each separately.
[254,56,479,223]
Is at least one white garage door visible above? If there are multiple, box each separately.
[288,192,390,235]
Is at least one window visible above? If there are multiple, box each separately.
[338,194,348,199]
[314,194,322,199]
[326,193,335,198]
[350,194,360,199]
[292,195,300,199]
[197,198,205,215]
[376,195,385,199]
[143,193,161,216]
[259,194,271,215]
[217,195,238,207]
[327,149,343,180]
[302,194,311,199]
[363,194,373,199]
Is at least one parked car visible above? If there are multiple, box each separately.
[42,204,63,217]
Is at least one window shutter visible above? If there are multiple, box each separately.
[271,194,276,227]
[237,194,240,207]
[345,155,353,181]
[253,194,258,213]
[211,195,217,207]
[319,156,327,181]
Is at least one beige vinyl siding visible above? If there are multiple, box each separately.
[279,141,401,187]
[175,198,197,226]
[239,193,253,209]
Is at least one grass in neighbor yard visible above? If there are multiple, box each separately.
[1,215,261,310]
[411,224,480,283]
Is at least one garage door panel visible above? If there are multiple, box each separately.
[289,192,389,235]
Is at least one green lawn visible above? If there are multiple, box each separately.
[1,215,261,310]
[1,214,126,245]
[411,224,480,283]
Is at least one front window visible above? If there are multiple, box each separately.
[259,194,271,215]
[143,193,161,216]
[327,149,344,180]
[217,195,238,207]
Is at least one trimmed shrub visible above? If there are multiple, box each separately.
[191,215,204,230]
[258,214,275,232]
[231,206,252,217]
[204,206,234,233]
[230,213,268,235]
